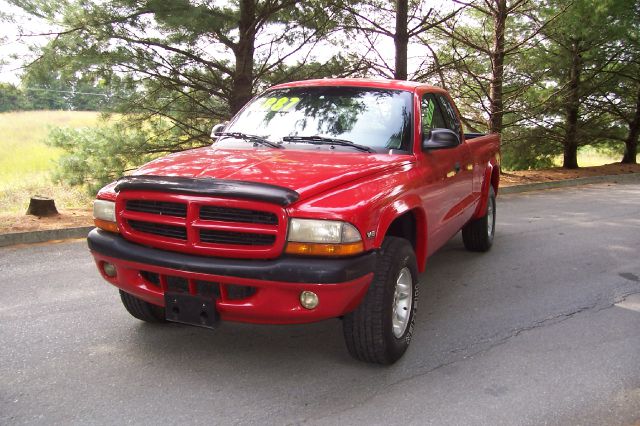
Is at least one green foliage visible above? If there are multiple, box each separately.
[338,0,457,80]
[432,1,552,132]
[45,118,209,194]
[511,0,638,167]
[501,128,559,170]
[0,83,28,112]
[0,71,119,112]
[424,0,640,169]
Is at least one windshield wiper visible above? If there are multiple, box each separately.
[215,131,283,149]
[282,135,376,153]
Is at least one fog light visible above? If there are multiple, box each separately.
[103,262,117,277]
[300,291,319,309]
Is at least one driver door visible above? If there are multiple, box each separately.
[417,92,473,255]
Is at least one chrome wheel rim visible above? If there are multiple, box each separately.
[392,267,413,338]
[487,197,495,238]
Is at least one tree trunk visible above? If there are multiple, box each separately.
[230,0,256,115]
[563,42,581,169]
[393,0,408,80]
[622,85,640,164]
[26,196,59,217]
[488,0,507,134]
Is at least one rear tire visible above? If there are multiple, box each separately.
[119,290,166,323]
[462,186,496,252]
[342,237,418,365]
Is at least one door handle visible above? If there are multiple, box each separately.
[454,162,461,173]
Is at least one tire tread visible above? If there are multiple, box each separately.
[462,186,495,252]
[119,290,166,323]
[343,237,416,364]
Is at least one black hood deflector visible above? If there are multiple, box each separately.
[114,175,299,206]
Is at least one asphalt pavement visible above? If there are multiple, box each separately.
[1,182,639,425]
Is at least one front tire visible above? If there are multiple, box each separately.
[119,290,166,323]
[343,237,418,364]
[462,186,496,252]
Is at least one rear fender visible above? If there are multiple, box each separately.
[473,161,499,219]
[374,196,428,272]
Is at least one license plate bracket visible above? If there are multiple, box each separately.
[164,292,219,329]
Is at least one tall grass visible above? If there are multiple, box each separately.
[0,111,102,214]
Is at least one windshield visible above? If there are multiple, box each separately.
[218,86,413,153]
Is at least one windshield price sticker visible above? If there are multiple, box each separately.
[262,97,300,112]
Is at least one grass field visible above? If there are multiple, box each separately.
[0,111,102,214]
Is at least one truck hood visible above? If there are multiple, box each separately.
[133,147,413,202]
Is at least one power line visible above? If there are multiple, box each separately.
[22,87,109,97]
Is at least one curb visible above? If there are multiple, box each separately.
[0,226,93,248]
[501,172,640,194]
[1,173,639,248]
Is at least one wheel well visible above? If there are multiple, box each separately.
[385,211,416,251]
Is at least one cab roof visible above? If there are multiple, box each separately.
[270,78,438,92]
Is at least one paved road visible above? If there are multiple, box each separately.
[1,183,639,425]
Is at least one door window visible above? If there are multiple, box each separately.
[421,94,448,135]
[435,94,462,136]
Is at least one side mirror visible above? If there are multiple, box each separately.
[423,128,460,150]
[210,122,228,139]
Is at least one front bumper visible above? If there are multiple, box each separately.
[88,229,376,324]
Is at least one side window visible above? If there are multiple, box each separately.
[421,94,448,135]
[436,94,462,136]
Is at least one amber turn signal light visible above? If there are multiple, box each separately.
[94,219,119,233]
[285,241,364,257]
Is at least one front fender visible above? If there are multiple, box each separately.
[374,196,428,272]
[286,161,428,270]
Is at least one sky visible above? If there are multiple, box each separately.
[0,0,54,84]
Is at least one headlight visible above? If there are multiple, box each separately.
[93,199,119,233]
[286,219,363,256]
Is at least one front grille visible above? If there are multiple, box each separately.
[129,220,187,240]
[199,230,276,246]
[126,200,187,217]
[199,205,277,225]
[118,192,286,258]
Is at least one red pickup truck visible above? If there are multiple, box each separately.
[88,78,500,364]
